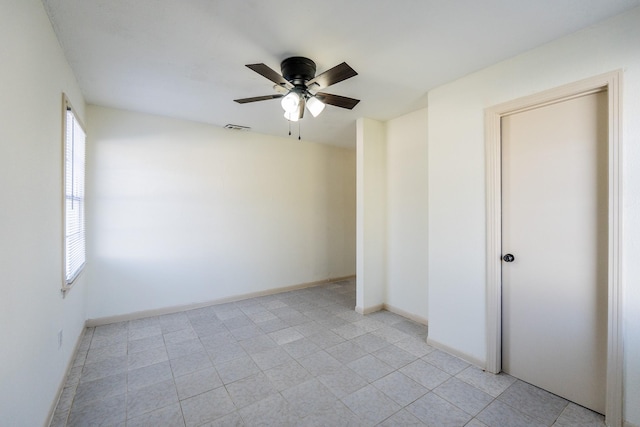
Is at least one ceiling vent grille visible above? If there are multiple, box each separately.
[224,124,251,131]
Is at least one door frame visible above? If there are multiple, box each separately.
[484,71,622,426]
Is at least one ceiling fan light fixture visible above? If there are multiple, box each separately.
[281,91,300,113]
[306,96,325,117]
[283,111,299,122]
[235,57,360,129]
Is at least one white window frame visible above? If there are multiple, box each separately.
[62,95,86,291]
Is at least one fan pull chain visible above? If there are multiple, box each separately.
[298,122,301,141]
[288,119,291,136]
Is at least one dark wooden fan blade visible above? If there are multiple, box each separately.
[234,94,284,104]
[315,92,360,110]
[246,63,293,89]
[307,62,357,90]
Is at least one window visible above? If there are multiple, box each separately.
[64,97,86,286]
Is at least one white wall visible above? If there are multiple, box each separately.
[356,118,387,312]
[355,111,429,322]
[426,7,640,425]
[86,106,356,320]
[385,109,429,321]
[0,1,88,426]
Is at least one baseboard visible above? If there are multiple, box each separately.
[86,275,355,327]
[45,326,87,427]
[383,303,428,326]
[355,303,428,327]
[355,304,384,315]
[426,336,485,369]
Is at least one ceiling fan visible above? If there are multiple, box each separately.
[234,56,360,121]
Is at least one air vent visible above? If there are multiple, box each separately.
[224,124,251,131]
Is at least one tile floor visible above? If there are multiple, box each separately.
[49,279,605,426]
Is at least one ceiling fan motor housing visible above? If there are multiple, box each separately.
[281,57,316,86]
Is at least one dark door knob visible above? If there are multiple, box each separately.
[503,254,515,262]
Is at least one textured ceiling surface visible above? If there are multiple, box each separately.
[42,0,639,147]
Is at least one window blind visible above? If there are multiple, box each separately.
[65,107,86,284]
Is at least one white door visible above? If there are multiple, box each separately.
[501,90,608,414]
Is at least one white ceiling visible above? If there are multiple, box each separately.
[42,0,639,148]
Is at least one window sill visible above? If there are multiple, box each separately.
[61,265,85,298]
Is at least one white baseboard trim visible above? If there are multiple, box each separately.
[426,337,485,370]
[86,275,355,327]
[355,304,384,315]
[383,303,428,326]
[355,303,428,326]
[45,326,88,427]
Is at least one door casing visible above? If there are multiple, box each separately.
[484,70,623,427]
